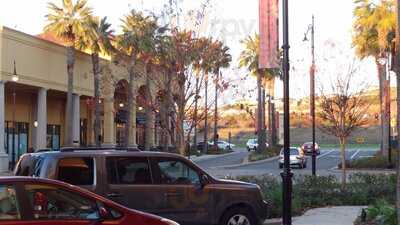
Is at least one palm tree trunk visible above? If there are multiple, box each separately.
[144,65,153,151]
[257,71,266,153]
[126,61,135,147]
[213,71,219,150]
[65,46,75,146]
[340,137,347,190]
[203,73,209,154]
[193,76,199,150]
[376,58,389,156]
[91,53,101,147]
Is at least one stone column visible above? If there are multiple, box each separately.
[35,88,47,150]
[0,81,8,172]
[128,94,137,148]
[72,94,80,146]
[103,97,115,147]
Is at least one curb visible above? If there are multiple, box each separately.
[328,167,396,174]
[212,155,280,169]
[190,150,241,163]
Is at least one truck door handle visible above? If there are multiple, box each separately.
[107,192,123,198]
[164,192,183,197]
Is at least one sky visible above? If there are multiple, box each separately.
[0,0,384,105]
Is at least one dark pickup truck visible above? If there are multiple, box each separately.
[14,148,269,225]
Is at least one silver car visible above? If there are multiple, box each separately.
[278,147,307,169]
[246,139,269,151]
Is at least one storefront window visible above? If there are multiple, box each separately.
[47,125,60,151]
[5,122,29,161]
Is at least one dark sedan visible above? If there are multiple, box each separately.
[301,142,321,155]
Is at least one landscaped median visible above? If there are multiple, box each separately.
[338,151,398,170]
[234,173,395,221]
[248,145,282,162]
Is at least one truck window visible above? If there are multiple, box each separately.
[57,157,94,185]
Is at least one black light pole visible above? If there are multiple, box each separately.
[10,61,19,170]
[304,15,317,176]
[281,0,293,224]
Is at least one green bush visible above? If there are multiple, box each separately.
[236,173,396,219]
[365,200,396,225]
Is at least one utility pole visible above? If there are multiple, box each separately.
[203,75,209,154]
[281,0,293,224]
[304,15,316,176]
[310,15,316,176]
[213,71,220,149]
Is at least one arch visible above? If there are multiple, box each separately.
[114,79,129,147]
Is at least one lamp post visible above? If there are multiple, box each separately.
[10,61,19,170]
[304,15,317,176]
[281,0,293,224]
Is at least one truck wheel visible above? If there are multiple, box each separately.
[220,207,256,225]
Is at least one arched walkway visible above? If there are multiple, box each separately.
[114,79,129,147]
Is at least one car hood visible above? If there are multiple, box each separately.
[216,179,258,187]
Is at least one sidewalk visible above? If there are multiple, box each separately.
[0,171,12,177]
[264,206,364,225]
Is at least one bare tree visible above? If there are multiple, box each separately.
[318,64,370,188]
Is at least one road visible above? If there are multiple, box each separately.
[193,147,379,178]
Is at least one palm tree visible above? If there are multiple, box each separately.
[44,0,93,146]
[353,0,395,156]
[199,38,218,154]
[117,10,162,150]
[76,16,114,147]
[239,34,275,152]
[212,41,232,150]
[192,37,212,152]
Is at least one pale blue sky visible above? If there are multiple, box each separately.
[0,0,380,104]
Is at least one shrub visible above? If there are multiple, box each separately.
[365,200,396,225]
[236,173,396,219]
[248,146,281,162]
[340,151,399,169]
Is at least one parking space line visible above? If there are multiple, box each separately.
[350,150,361,160]
[317,150,334,159]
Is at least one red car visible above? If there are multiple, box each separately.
[0,176,178,225]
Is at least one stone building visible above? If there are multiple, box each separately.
[0,26,165,172]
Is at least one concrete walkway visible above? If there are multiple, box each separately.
[265,206,364,225]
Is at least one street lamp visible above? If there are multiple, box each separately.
[303,15,317,176]
[281,0,293,224]
[10,61,19,170]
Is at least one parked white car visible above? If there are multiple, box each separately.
[246,139,269,151]
[278,147,307,169]
[209,141,235,150]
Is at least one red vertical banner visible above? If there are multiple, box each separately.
[259,0,279,69]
